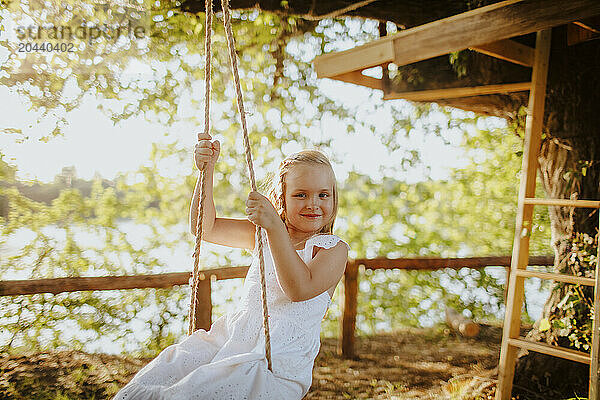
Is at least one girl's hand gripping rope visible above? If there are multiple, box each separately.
[245,191,283,232]
[195,132,220,170]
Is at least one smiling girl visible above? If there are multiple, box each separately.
[114,134,349,400]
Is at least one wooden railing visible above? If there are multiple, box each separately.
[340,255,554,357]
[0,255,554,357]
[0,266,250,332]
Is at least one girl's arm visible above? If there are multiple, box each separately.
[245,191,348,301]
[267,223,348,301]
[190,133,255,250]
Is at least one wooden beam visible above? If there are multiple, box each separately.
[330,70,383,90]
[314,38,394,78]
[514,269,596,286]
[390,0,598,67]
[313,0,600,79]
[0,266,250,296]
[573,16,600,33]
[524,198,600,208]
[357,255,553,270]
[337,254,551,359]
[0,256,555,297]
[508,337,591,365]
[470,39,535,67]
[383,82,530,101]
[568,21,600,46]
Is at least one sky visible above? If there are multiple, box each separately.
[0,78,473,185]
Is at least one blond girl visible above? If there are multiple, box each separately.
[115,133,348,399]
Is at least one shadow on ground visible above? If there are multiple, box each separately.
[1,325,506,399]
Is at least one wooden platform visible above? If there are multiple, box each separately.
[312,0,600,102]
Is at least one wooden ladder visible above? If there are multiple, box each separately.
[495,30,600,400]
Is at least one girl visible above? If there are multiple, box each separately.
[114,133,349,399]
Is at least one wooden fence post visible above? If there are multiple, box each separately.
[339,260,358,358]
[193,275,212,332]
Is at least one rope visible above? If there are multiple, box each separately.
[221,0,272,372]
[302,0,380,21]
[188,0,213,336]
[188,0,273,372]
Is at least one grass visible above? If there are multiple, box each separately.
[0,325,586,400]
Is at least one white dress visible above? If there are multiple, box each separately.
[114,234,349,400]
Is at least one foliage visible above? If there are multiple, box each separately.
[1,1,356,352]
[0,153,186,354]
[1,2,554,354]
[539,231,598,352]
[0,0,370,142]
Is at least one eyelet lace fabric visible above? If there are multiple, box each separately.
[113,234,349,400]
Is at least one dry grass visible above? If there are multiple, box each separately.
[0,326,505,400]
[309,325,502,399]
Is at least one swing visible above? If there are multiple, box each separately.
[187,0,273,372]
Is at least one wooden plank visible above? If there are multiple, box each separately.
[508,337,591,364]
[330,70,383,90]
[357,255,553,270]
[313,38,394,78]
[573,16,600,33]
[340,260,358,358]
[515,269,595,286]
[0,266,249,296]
[312,0,600,79]
[383,82,530,101]
[0,256,556,297]
[470,39,535,67]
[1,256,555,297]
[210,266,250,281]
[589,212,600,399]
[524,198,600,208]
[192,277,212,332]
[568,23,600,46]
[496,30,552,400]
[392,0,599,67]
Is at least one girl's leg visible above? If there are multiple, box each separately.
[114,317,228,399]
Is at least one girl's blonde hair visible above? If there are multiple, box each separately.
[267,150,338,234]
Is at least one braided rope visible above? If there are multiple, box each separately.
[221,0,272,372]
[189,0,213,336]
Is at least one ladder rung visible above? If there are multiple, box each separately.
[508,337,591,364]
[515,269,595,286]
[524,198,600,208]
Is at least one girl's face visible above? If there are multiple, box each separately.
[283,163,335,237]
